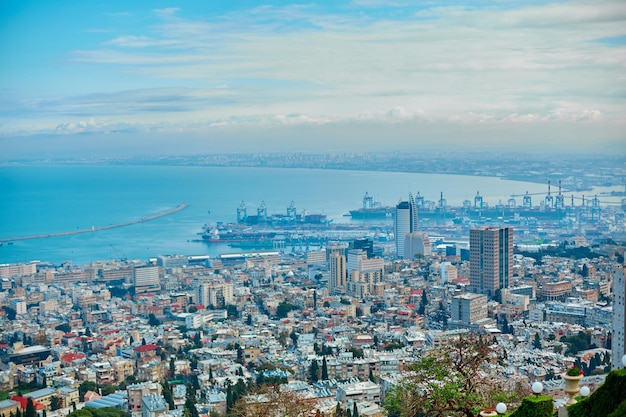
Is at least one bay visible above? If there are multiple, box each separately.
[0,165,550,265]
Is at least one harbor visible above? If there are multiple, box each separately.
[198,186,624,251]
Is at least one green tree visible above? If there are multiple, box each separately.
[533,333,542,349]
[79,381,98,402]
[25,399,37,417]
[55,323,71,333]
[161,381,175,410]
[50,396,61,411]
[184,384,199,417]
[276,302,294,318]
[290,331,298,348]
[321,356,329,381]
[278,331,289,348]
[309,360,320,383]
[169,357,176,378]
[148,314,161,327]
[353,402,359,417]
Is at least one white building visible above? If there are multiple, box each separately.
[329,252,346,295]
[142,394,168,417]
[306,250,327,266]
[347,249,384,275]
[440,262,458,283]
[196,282,233,308]
[613,264,625,369]
[10,299,27,316]
[450,293,488,325]
[134,266,160,293]
[404,232,432,260]
[336,380,380,405]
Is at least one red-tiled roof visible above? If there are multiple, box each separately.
[61,352,86,362]
[11,396,46,411]
[133,343,158,352]
[102,329,120,335]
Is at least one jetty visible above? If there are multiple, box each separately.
[0,203,188,243]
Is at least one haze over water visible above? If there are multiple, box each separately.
[0,164,554,265]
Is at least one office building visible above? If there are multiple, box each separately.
[350,238,374,258]
[613,264,626,369]
[469,226,513,297]
[133,266,160,294]
[395,193,418,259]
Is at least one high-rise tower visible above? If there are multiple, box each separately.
[329,252,346,295]
[613,264,626,369]
[395,193,418,259]
[469,226,513,297]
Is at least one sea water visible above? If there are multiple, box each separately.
[0,165,550,265]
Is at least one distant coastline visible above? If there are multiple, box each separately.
[2,151,624,191]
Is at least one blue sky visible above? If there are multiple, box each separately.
[1,0,625,157]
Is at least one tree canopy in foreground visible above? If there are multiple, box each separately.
[384,335,525,417]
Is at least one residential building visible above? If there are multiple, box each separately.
[127,382,161,417]
[329,252,346,295]
[196,282,233,308]
[450,293,488,325]
[470,226,513,296]
[142,394,168,417]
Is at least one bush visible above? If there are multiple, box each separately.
[568,369,626,417]
[509,395,553,417]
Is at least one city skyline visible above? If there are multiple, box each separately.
[1,0,625,158]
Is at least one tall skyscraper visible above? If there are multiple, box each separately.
[613,264,626,369]
[395,193,418,259]
[469,226,513,297]
[329,252,346,295]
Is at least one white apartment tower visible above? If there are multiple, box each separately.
[395,193,418,259]
[613,264,626,369]
[329,252,346,295]
[197,282,234,308]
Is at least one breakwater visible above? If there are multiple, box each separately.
[0,203,188,243]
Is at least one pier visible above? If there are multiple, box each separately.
[0,203,188,243]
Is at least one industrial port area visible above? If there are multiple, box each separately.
[198,181,626,254]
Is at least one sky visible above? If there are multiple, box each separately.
[0,0,625,157]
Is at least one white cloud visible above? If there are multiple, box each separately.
[2,0,625,153]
